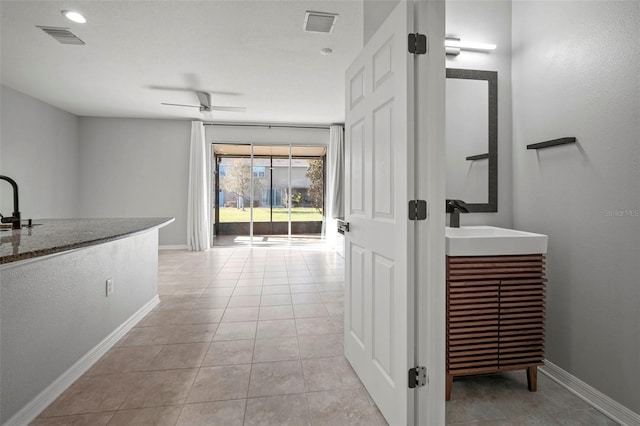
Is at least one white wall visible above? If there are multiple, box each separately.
[363,0,399,45]
[0,85,80,219]
[205,125,329,146]
[512,1,640,413]
[446,0,513,227]
[77,120,329,246]
[0,88,191,246]
[78,118,190,246]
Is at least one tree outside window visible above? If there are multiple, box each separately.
[220,159,262,211]
[306,159,324,213]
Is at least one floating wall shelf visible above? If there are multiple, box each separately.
[527,137,576,150]
[466,153,489,161]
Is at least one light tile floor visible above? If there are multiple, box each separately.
[447,372,619,425]
[33,245,618,425]
[34,246,386,426]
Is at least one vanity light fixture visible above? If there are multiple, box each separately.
[445,37,496,56]
[61,10,86,24]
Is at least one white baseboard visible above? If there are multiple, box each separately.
[540,360,640,426]
[159,244,188,250]
[3,296,160,426]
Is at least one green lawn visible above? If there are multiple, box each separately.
[218,207,323,223]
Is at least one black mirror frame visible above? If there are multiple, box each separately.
[446,68,498,213]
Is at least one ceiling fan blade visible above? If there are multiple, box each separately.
[150,86,196,92]
[210,106,247,112]
[161,102,201,108]
[149,85,242,96]
[196,91,212,108]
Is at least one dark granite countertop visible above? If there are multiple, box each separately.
[0,218,174,265]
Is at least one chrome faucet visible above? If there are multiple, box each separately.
[446,199,469,228]
[0,175,21,230]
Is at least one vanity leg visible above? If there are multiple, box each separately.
[446,374,453,401]
[527,366,538,392]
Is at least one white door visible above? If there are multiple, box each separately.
[344,2,417,425]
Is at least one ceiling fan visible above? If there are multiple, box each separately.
[161,91,246,113]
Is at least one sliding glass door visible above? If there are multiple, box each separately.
[213,143,325,246]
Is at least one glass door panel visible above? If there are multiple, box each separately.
[251,157,270,234]
[290,158,324,221]
[290,146,325,240]
[213,143,326,246]
[218,156,252,238]
[270,156,291,237]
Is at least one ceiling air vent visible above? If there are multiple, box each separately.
[37,26,85,45]
[304,11,338,34]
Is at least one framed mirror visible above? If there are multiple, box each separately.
[446,68,498,212]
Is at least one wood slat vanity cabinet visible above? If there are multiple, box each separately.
[446,254,547,401]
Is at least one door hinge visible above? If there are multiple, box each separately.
[408,366,427,388]
[409,200,427,220]
[408,33,427,54]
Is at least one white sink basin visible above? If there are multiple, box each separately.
[446,226,548,256]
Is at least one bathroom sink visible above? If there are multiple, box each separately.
[446,226,548,256]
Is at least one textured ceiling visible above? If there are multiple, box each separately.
[0,1,363,124]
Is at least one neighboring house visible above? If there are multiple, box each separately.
[218,158,321,208]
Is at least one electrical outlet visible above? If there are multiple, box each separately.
[106,278,114,297]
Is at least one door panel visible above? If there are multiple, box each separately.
[372,253,394,380]
[350,68,366,108]
[349,242,366,348]
[349,119,366,215]
[373,101,394,218]
[373,37,394,88]
[344,2,415,425]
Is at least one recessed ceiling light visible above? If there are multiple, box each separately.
[320,48,333,56]
[61,10,86,24]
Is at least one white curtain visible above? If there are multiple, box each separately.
[187,121,211,251]
[324,124,345,243]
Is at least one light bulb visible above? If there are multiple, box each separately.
[62,10,87,24]
[445,39,496,52]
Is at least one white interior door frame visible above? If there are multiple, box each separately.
[344,1,447,424]
[414,1,446,425]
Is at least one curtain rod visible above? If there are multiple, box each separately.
[203,122,343,130]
